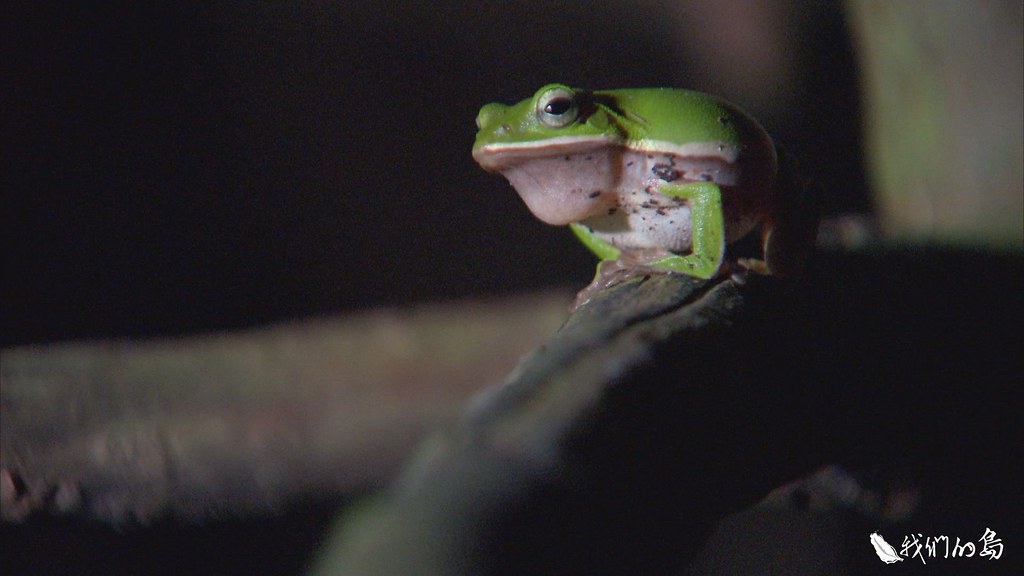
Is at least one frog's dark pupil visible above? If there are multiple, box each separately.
[545,97,572,115]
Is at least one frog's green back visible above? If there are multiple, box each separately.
[593,88,751,148]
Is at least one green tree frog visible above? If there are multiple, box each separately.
[472,84,818,282]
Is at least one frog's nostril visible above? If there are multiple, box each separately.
[476,103,507,130]
[475,110,490,130]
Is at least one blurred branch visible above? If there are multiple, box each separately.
[0,292,569,523]
[846,0,1023,246]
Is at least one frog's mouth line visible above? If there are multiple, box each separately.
[472,135,617,171]
[473,136,740,171]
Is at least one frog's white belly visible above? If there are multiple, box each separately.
[583,190,695,253]
[499,148,763,254]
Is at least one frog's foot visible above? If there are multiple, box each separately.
[649,252,723,280]
[734,257,770,276]
[571,259,649,311]
[728,257,772,286]
[571,247,724,311]
[572,249,681,310]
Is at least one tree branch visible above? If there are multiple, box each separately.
[0,292,570,523]
[309,249,1021,574]
[309,273,829,575]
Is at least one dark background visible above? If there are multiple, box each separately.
[4,1,865,346]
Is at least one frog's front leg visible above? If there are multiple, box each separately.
[651,181,726,279]
[570,222,621,261]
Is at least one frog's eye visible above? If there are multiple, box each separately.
[536,86,579,128]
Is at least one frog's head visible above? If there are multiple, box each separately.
[472,84,623,172]
[472,84,629,225]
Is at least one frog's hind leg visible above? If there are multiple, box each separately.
[757,147,821,279]
[651,181,726,279]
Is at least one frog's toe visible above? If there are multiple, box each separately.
[735,257,771,276]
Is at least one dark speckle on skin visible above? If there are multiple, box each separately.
[656,208,667,215]
[587,190,601,198]
[652,164,680,182]
[564,156,571,161]
[585,155,593,161]
[626,161,634,167]
[608,207,617,215]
